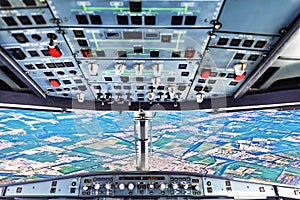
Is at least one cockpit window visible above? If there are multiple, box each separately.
[0,108,299,186]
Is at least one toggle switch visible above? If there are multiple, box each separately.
[126,93,132,106]
[173,98,178,107]
[134,63,145,75]
[168,85,176,96]
[48,33,62,58]
[152,77,160,88]
[196,93,205,103]
[153,63,163,76]
[234,63,247,76]
[147,92,154,101]
[115,63,126,75]
[77,93,85,102]
[88,63,99,76]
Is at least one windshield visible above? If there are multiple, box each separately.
[0,108,299,186]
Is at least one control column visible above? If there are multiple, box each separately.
[134,110,152,171]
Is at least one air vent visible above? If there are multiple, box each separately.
[252,67,280,89]
[267,76,300,92]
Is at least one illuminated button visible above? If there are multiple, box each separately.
[148,184,155,190]
[94,183,100,190]
[81,49,92,57]
[184,49,195,58]
[105,183,111,190]
[49,47,62,58]
[49,79,60,88]
[195,185,200,191]
[160,183,166,191]
[119,183,125,190]
[201,69,211,78]
[172,183,178,190]
[234,73,245,81]
[83,185,89,191]
[128,183,134,190]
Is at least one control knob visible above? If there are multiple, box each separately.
[148,183,155,190]
[183,183,189,190]
[160,183,166,191]
[83,185,89,191]
[119,183,125,190]
[172,183,179,190]
[105,183,112,190]
[94,183,100,190]
[128,183,135,190]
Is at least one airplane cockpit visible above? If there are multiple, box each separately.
[0,0,300,199]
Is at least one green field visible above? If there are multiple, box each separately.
[187,155,215,165]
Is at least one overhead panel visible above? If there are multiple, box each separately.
[186,48,266,100]
[79,59,199,103]
[186,30,279,100]
[0,0,46,7]
[65,28,209,59]
[0,0,300,109]
[48,0,222,27]
[0,0,225,106]
[0,1,54,30]
[0,28,94,101]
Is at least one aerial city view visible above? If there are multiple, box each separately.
[0,108,299,186]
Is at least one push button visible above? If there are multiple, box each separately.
[49,79,60,88]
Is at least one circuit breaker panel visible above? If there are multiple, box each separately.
[0,0,300,108]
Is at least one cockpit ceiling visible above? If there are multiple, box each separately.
[0,0,300,111]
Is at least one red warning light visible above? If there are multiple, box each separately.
[49,46,62,58]
[49,79,60,87]
[234,73,245,81]
[184,49,195,58]
[81,49,92,57]
[201,69,211,78]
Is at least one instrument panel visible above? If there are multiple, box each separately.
[2,171,297,199]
